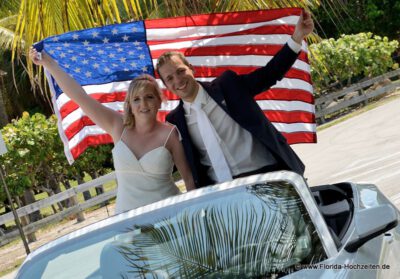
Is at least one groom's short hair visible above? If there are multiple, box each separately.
[156,51,191,81]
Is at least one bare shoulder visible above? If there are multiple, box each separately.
[159,122,180,147]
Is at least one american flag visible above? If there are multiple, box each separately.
[36,7,316,164]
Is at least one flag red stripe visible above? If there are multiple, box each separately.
[144,8,301,28]
[70,134,113,159]
[64,116,95,140]
[150,45,308,62]
[156,66,311,83]
[162,87,313,103]
[281,132,317,145]
[256,89,314,103]
[59,92,127,119]
[157,110,314,130]
[263,111,315,123]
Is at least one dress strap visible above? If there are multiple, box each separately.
[163,126,176,147]
[120,127,128,141]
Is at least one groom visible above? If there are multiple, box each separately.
[157,11,314,188]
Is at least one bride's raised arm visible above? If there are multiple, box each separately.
[29,48,123,141]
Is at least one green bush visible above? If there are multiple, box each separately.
[0,112,112,207]
[309,33,399,96]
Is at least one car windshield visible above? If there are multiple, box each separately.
[17,181,327,279]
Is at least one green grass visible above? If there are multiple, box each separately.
[0,258,24,277]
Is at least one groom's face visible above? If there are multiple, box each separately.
[158,55,199,103]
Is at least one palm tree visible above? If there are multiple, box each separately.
[0,1,20,126]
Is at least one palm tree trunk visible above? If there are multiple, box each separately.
[0,73,9,127]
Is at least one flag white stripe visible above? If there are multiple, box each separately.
[152,55,310,73]
[148,34,308,52]
[146,15,299,40]
[156,77,312,93]
[272,122,316,133]
[257,100,315,113]
[61,102,124,131]
[55,82,130,107]
[160,100,180,111]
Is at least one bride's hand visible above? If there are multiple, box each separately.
[29,47,51,66]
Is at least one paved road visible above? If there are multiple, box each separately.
[293,96,400,208]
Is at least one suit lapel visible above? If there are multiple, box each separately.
[200,81,229,113]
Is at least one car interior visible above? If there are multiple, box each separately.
[311,183,354,248]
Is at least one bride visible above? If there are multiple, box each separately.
[30,48,195,214]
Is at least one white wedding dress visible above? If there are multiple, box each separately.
[112,127,180,214]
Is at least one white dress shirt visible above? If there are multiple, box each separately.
[183,86,277,181]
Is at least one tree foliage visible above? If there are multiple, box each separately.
[0,112,112,207]
[313,0,400,40]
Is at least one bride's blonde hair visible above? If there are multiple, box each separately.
[123,74,163,127]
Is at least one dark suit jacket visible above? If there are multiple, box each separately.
[166,43,305,188]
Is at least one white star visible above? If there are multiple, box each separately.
[93,63,100,68]
[83,40,90,46]
[74,68,81,73]
[103,37,109,44]
[87,46,93,51]
[117,48,123,52]
[130,62,137,67]
[115,43,121,47]
[63,42,70,47]
[92,31,99,38]
[104,67,111,73]
[49,50,55,54]
[128,51,135,55]
[97,49,105,54]
[59,52,66,58]
[124,68,129,72]
[112,63,118,67]
[67,50,73,53]
[139,54,145,60]
[56,46,62,50]
[122,35,129,41]
[137,46,143,50]
[142,66,148,72]
[108,53,115,58]
[132,27,138,32]
[64,64,70,68]
[111,28,118,35]
[82,59,89,65]
[72,34,79,40]
[71,56,78,61]
[120,57,126,63]
[52,37,59,42]
[133,41,140,46]
[85,71,92,77]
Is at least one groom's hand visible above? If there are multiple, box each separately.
[292,10,314,44]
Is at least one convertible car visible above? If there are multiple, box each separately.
[16,171,400,278]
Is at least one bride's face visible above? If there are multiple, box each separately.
[130,87,161,120]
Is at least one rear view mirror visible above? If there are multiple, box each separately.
[345,204,398,252]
